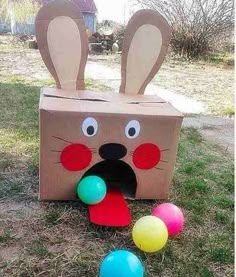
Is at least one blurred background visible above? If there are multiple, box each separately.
[0,0,234,58]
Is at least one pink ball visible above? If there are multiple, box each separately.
[152,203,184,236]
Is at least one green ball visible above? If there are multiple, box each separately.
[77,176,107,205]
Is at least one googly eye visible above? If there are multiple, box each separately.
[82,117,98,137]
[125,120,140,139]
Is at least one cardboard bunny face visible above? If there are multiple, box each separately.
[36,0,183,206]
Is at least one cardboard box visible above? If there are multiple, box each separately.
[39,88,183,200]
[36,0,183,201]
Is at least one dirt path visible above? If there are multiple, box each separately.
[183,116,234,155]
[85,56,207,114]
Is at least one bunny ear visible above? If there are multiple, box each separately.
[35,0,88,90]
[119,10,171,95]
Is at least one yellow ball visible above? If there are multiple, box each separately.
[132,215,168,253]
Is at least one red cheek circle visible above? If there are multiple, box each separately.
[133,143,161,170]
[60,144,92,171]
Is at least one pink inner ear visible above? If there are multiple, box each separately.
[124,24,162,95]
[133,143,161,169]
[47,16,82,90]
[60,144,92,171]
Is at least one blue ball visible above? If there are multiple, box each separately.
[77,176,107,205]
[100,250,144,277]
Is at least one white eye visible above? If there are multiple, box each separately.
[82,117,98,137]
[125,120,140,139]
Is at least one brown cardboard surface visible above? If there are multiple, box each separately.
[120,10,171,95]
[40,88,183,117]
[35,0,88,90]
[40,100,183,200]
[42,87,166,103]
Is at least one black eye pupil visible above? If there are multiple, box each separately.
[128,127,136,137]
[87,126,95,135]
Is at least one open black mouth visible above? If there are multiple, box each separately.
[81,160,137,198]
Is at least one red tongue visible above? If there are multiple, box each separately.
[89,188,132,227]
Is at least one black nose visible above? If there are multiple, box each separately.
[99,143,127,160]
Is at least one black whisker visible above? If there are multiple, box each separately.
[51,148,97,152]
[161,149,170,152]
[51,149,95,153]
[154,167,164,170]
[53,149,97,164]
[52,136,97,149]
[52,136,73,144]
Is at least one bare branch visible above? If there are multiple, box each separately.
[133,0,234,57]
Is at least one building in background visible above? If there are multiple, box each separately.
[74,0,97,32]
[0,19,11,34]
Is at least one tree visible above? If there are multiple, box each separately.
[12,0,41,23]
[0,0,10,23]
[0,0,41,24]
[134,0,234,57]
[97,20,122,34]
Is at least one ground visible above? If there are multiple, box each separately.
[0,35,234,276]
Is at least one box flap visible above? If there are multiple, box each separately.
[43,87,166,103]
[40,88,184,117]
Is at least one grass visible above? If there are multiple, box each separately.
[44,209,62,226]
[0,231,14,245]
[168,49,234,67]
[154,55,234,116]
[27,240,50,258]
[214,211,230,224]
[0,48,234,276]
[222,105,235,118]
[202,50,234,67]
